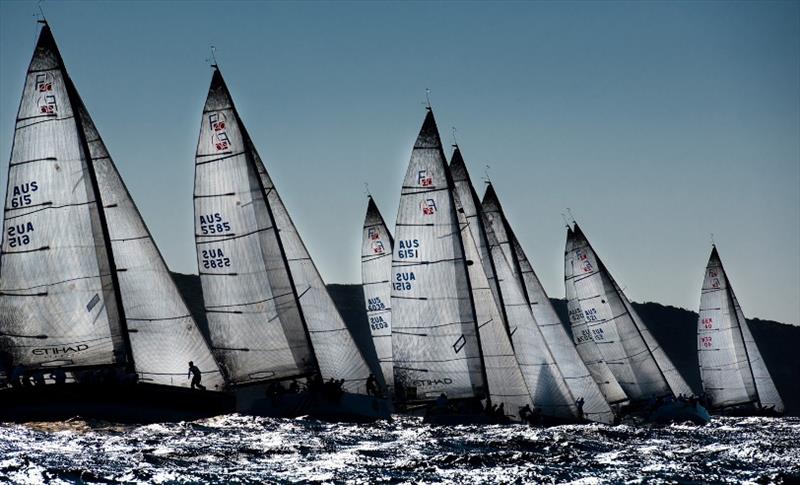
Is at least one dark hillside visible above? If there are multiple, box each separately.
[172,274,799,415]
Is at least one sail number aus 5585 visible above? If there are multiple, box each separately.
[201,248,231,269]
[199,213,231,235]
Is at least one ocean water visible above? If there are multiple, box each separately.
[0,415,798,484]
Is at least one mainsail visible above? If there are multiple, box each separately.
[360,196,394,389]
[563,227,629,406]
[481,184,616,423]
[567,224,690,400]
[698,246,783,412]
[391,109,485,401]
[1,24,223,389]
[195,68,372,393]
[449,149,533,420]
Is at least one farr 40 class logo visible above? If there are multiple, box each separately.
[209,112,230,151]
[372,240,385,254]
[420,198,437,215]
[576,249,593,273]
[35,73,53,92]
[368,227,380,240]
[417,170,433,187]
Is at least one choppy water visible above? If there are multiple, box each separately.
[0,415,798,484]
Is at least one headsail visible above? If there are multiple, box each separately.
[1,25,127,370]
[194,68,315,386]
[698,246,783,412]
[361,196,394,390]
[563,226,629,406]
[568,224,689,400]
[77,102,224,388]
[449,149,533,420]
[481,184,616,423]
[391,110,485,402]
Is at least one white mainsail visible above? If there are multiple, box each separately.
[360,196,394,389]
[391,109,485,401]
[698,246,783,412]
[563,227,630,406]
[194,68,314,386]
[449,150,533,420]
[481,184,616,423]
[568,224,689,400]
[0,25,126,370]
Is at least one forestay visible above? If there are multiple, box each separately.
[194,69,314,386]
[391,110,484,402]
[361,196,394,389]
[563,227,629,406]
[449,149,533,420]
[0,26,126,370]
[568,224,680,401]
[698,246,783,412]
[480,185,615,423]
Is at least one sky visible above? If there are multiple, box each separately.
[1,1,798,325]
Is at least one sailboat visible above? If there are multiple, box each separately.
[565,222,709,424]
[480,184,617,424]
[0,23,231,422]
[697,245,784,415]
[193,66,389,422]
[360,196,394,393]
[391,108,492,423]
[448,148,535,423]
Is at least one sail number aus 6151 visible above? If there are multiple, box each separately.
[10,181,38,208]
[201,248,231,269]
[393,271,415,291]
[199,213,231,235]
[7,221,34,248]
[397,239,420,259]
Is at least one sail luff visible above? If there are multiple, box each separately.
[360,196,394,389]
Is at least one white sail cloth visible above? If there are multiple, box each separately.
[480,184,616,423]
[567,224,691,401]
[698,246,783,412]
[391,110,485,401]
[449,153,533,420]
[0,26,125,369]
[361,196,394,389]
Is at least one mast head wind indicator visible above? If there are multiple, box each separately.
[35,0,47,24]
[206,45,219,70]
[482,164,492,186]
[425,88,432,110]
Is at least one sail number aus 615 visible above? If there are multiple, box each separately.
[10,181,38,208]
[199,213,231,235]
[201,248,231,269]
[7,221,34,248]
[393,271,415,291]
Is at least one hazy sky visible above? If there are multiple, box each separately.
[1,1,798,325]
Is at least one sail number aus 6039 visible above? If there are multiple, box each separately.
[393,271,415,291]
[367,297,386,311]
[7,221,34,248]
[201,248,230,269]
[199,213,231,235]
[10,181,38,208]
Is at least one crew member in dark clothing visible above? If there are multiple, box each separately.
[366,373,379,397]
[188,361,205,390]
[575,397,585,420]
